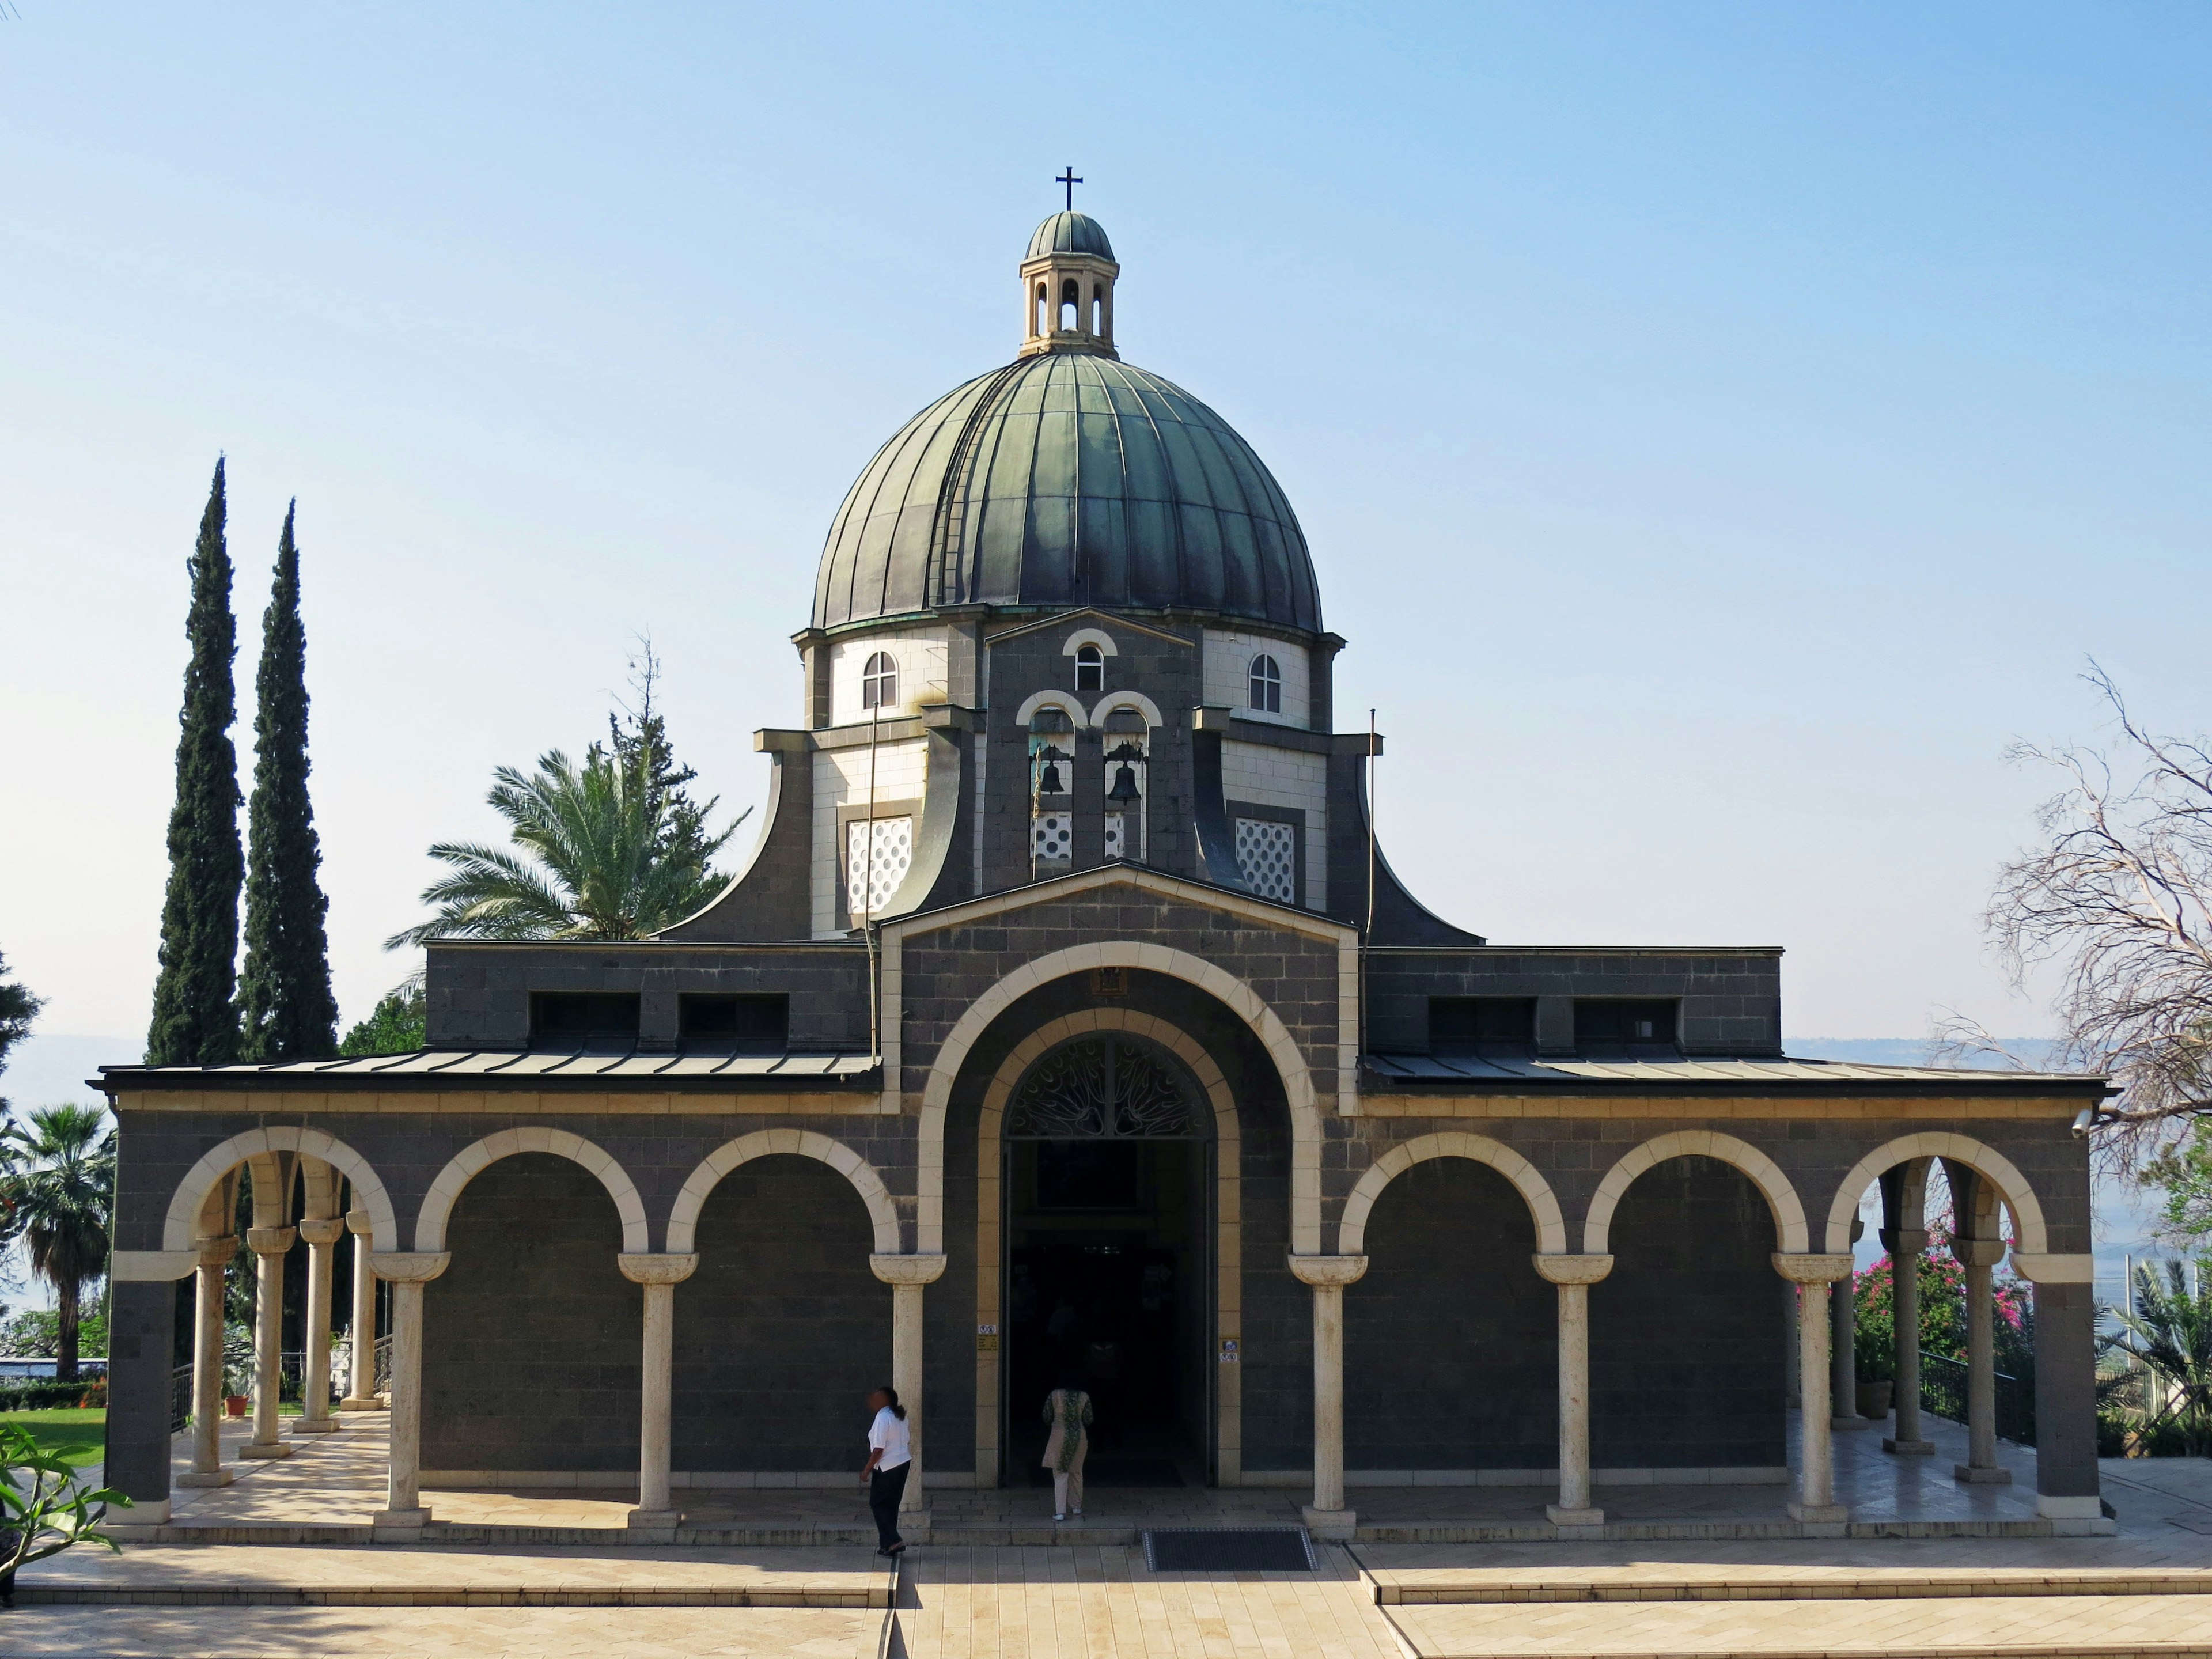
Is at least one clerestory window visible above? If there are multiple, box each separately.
[1248,653,1282,714]
[1074,643,1105,691]
[861,650,897,712]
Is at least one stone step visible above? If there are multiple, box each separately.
[1368,1566,2212,1604]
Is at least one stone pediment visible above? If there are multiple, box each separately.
[878,861,1357,948]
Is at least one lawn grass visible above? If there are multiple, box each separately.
[1,1408,105,1468]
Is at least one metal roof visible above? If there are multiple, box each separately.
[812,351,1322,633]
[1027,211,1115,262]
[1362,1052,2107,1090]
[96,1050,880,1093]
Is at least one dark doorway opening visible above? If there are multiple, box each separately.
[1005,1137,1209,1489]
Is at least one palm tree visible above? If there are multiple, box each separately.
[1,1106,116,1384]
[385,745,744,948]
[2105,1260,2212,1455]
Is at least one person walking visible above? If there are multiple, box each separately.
[860,1384,910,1557]
[1041,1384,1093,1521]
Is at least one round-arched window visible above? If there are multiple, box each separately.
[1248,653,1282,714]
[1074,642,1105,692]
[1005,1034,1205,1139]
[861,650,897,711]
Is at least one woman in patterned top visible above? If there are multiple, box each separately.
[1041,1384,1093,1521]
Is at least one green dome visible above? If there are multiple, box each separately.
[812,352,1321,632]
[1026,211,1116,262]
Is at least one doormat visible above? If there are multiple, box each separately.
[1028,1459,1186,1488]
[1142,1528,1316,1572]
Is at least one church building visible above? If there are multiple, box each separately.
[100,206,2109,1541]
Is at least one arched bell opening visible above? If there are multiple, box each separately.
[1101,706,1149,862]
[1028,706,1076,873]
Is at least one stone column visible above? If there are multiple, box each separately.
[870,1253,948,1516]
[1533,1253,1612,1526]
[1288,1254,1368,1540]
[1952,1237,2012,1482]
[293,1218,346,1434]
[1881,1225,1934,1454]
[1832,1217,1867,1429]
[369,1252,450,1529]
[620,1253,699,1529]
[177,1236,237,1488]
[1774,1253,1854,1525]
[2013,1254,2103,1524]
[240,1226,296,1460]
[340,1210,382,1411]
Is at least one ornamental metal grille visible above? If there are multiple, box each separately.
[847,815,914,918]
[1005,1036,1202,1139]
[1234,817,1298,904]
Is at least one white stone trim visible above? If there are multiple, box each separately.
[1060,627,1119,658]
[1823,1132,2051,1257]
[906,936,1327,1255]
[1343,1465,1790,1488]
[1090,690,1165,728]
[1337,1133,1569,1256]
[968,1007,1246,1487]
[1014,689,1089,730]
[162,1127,402,1255]
[414,1127,649,1253]
[2010,1252,2094,1284]
[665,1129,900,1255]
[111,1249,199,1282]
[1582,1130,1809,1255]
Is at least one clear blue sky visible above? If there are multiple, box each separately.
[3,3,2207,1048]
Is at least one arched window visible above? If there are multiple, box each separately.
[1035,282,1049,336]
[861,650,897,712]
[1248,653,1282,714]
[1074,642,1104,691]
[1060,276,1080,331]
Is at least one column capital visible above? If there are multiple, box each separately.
[346,1209,374,1234]
[194,1237,238,1270]
[1953,1237,2008,1268]
[619,1252,699,1285]
[870,1252,948,1286]
[245,1226,297,1257]
[1288,1254,1368,1287]
[2010,1251,2094,1284]
[369,1251,452,1283]
[1772,1252,1855,1284]
[298,1218,347,1247]
[1880,1227,1929,1256]
[1532,1253,1613,1285]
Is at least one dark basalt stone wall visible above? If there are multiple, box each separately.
[1237,1097,1309,1472]
[423,1153,639,1473]
[1590,1154,1786,1469]
[673,1153,891,1472]
[1344,1157,1555,1471]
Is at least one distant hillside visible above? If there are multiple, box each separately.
[1790,1037,2062,1070]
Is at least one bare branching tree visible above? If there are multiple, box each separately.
[1964,664,2212,1157]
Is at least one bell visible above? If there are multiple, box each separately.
[1036,756,1066,797]
[1106,762,1142,805]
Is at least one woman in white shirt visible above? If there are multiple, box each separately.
[859,1384,911,1556]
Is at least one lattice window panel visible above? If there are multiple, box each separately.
[1032,812,1072,864]
[1104,813,1125,860]
[846,815,914,918]
[1234,817,1297,904]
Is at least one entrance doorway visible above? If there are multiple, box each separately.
[1001,1033,1212,1488]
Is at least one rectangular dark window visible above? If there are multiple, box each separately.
[1574,999,1679,1051]
[529,991,641,1046]
[679,993,790,1054]
[1428,996,1537,1051]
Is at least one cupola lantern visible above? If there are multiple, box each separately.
[1020,207,1119,359]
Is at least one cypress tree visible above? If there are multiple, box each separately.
[146,459,244,1066]
[237,501,339,1059]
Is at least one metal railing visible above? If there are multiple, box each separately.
[1922,1351,2035,1446]
[170,1363,194,1434]
[373,1334,392,1395]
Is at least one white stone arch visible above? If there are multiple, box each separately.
[163,1126,400,1253]
[1582,1130,1809,1255]
[1015,688,1089,730]
[413,1127,649,1253]
[1338,1132,1569,1256]
[1060,627,1119,658]
[917,940,1323,1253]
[1823,1132,2050,1257]
[666,1130,900,1255]
[1091,690,1165,729]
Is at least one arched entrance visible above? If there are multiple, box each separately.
[1000,1030,1215,1488]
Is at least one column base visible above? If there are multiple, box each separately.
[1955,1463,2013,1483]
[238,1441,294,1459]
[1831,1415,1872,1430]
[626,1508,683,1531]
[1789,1501,1849,1524]
[1883,1437,1936,1455]
[338,1397,386,1412]
[290,1417,342,1435]
[105,1499,170,1529]
[2037,1493,2104,1521]
[372,1508,433,1528]
[1546,1503,1605,1527]
[1301,1506,1357,1540]
[176,1469,234,1488]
